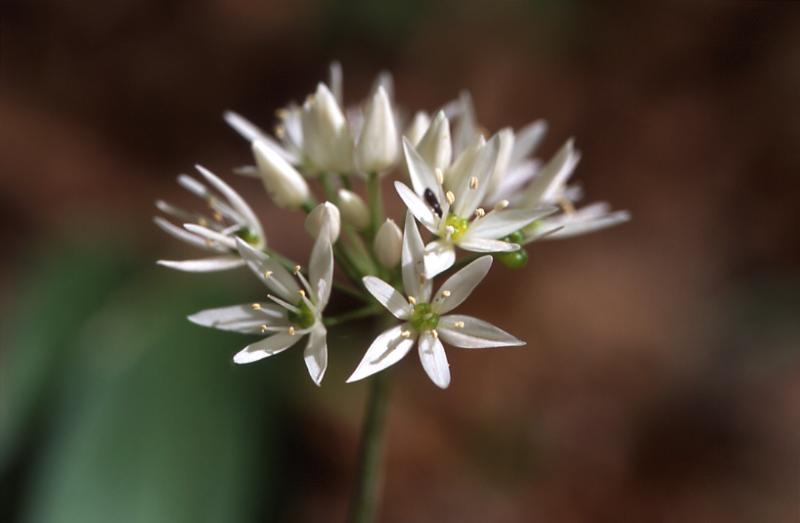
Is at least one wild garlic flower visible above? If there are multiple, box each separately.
[188,217,335,385]
[395,135,554,277]
[154,165,264,272]
[347,214,524,388]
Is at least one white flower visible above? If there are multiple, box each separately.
[252,140,311,209]
[373,219,402,269]
[301,83,354,174]
[347,214,524,388]
[154,165,264,272]
[305,201,341,242]
[355,86,399,174]
[337,188,369,230]
[395,135,555,277]
[188,223,335,385]
[404,111,430,146]
[415,110,452,172]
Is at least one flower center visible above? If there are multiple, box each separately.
[445,214,469,242]
[288,301,316,329]
[235,227,261,245]
[410,302,439,332]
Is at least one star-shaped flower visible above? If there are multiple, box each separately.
[347,214,525,389]
[154,165,264,272]
[395,134,554,277]
[187,213,335,385]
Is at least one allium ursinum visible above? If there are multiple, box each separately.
[347,214,524,389]
[188,206,335,385]
[395,131,555,277]
[154,165,264,272]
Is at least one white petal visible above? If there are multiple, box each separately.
[233,332,301,364]
[423,240,456,279]
[509,119,547,166]
[309,227,334,309]
[394,181,437,233]
[402,138,445,204]
[183,223,237,250]
[457,237,518,253]
[156,256,244,272]
[362,276,412,319]
[418,331,450,389]
[453,91,477,156]
[195,165,264,243]
[402,212,432,302]
[374,219,403,269]
[232,165,260,178]
[520,139,580,207]
[544,209,630,239]
[304,323,328,386]
[224,111,297,164]
[305,201,341,242]
[488,160,540,204]
[347,324,416,383]
[235,238,300,301]
[154,216,213,250]
[463,207,557,241]
[329,61,343,105]
[432,255,491,314]
[438,315,525,348]
[356,86,399,173]
[452,134,499,218]
[415,111,452,172]
[188,303,286,334]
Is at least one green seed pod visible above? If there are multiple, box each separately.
[496,249,528,269]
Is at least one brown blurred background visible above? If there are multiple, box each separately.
[2,1,799,522]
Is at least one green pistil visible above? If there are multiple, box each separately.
[235,228,261,246]
[445,214,469,241]
[410,302,439,332]
[288,301,315,329]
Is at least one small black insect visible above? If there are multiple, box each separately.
[423,188,443,217]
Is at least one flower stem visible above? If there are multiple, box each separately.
[348,369,391,523]
[323,304,380,327]
[366,172,382,239]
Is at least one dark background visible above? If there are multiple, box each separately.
[2,1,799,522]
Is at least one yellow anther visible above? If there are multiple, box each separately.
[435,168,444,185]
[408,296,417,305]
[275,108,289,119]
[474,208,485,218]
[441,290,451,298]
[250,303,262,310]
[431,329,439,339]
[454,321,465,328]
[298,289,306,297]
[260,324,269,334]
[559,196,576,215]
[198,217,209,227]
[212,211,224,222]
[495,200,509,210]
[288,326,296,336]
[275,126,286,139]
[400,330,412,338]
[293,265,302,274]
[469,176,479,189]
[445,191,456,205]
[264,270,273,279]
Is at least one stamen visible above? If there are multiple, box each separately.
[559,196,576,215]
[298,289,306,297]
[400,330,411,338]
[267,294,300,314]
[288,326,296,336]
[431,329,439,339]
[293,265,302,275]
[441,290,451,298]
[495,200,510,211]
[474,207,485,218]
[198,217,209,227]
[212,211,224,222]
[250,303,262,310]
[445,191,456,205]
[446,225,456,236]
[264,270,273,279]
[454,321,465,328]
[435,168,444,185]
[260,324,269,334]
[469,176,479,189]
[275,126,286,139]
[407,296,417,305]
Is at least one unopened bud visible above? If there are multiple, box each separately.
[305,201,341,242]
[301,83,354,174]
[337,189,369,230]
[356,86,399,173]
[374,219,402,269]
[416,111,452,171]
[252,140,310,209]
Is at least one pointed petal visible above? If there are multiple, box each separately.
[415,111,452,172]
[304,323,328,386]
[402,212,432,302]
[309,226,334,308]
[224,111,297,163]
[544,209,631,239]
[452,134,499,218]
[402,138,445,203]
[188,303,286,334]
[347,324,416,383]
[520,139,580,207]
[394,181,437,233]
[457,237,518,253]
[233,332,301,364]
[362,276,412,319]
[432,255,492,314]
[235,238,300,301]
[423,240,456,278]
[156,256,245,272]
[463,207,557,241]
[418,331,450,389]
[195,165,264,243]
[438,315,525,348]
[510,119,547,166]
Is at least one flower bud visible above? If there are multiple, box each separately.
[405,111,430,146]
[373,219,402,269]
[305,201,341,242]
[252,140,310,209]
[301,83,353,174]
[416,111,452,171]
[337,189,369,230]
[356,86,399,174]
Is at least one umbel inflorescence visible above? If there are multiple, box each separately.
[155,63,629,388]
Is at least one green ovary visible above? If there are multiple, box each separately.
[288,301,316,329]
[445,214,469,242]
[235,228,261,246]
[410,302,439,332]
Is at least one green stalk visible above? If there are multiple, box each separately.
[366,172,382,239]
[323,305,381,327]
[348,368,392,523]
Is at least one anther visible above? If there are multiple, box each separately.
[408,296,417,305]
[275,126,286,139]
[298,289,306,297]
[559,196,576,215]
[435,168,444,185]
[260,324,269,334]
[495,200,510,211]
[445,191,456,205]
[441,290,451,298]
[401,330,411,338]
[213,211,224,222]
[454,321,465,328]
[288,326,296,336]
[198,217,209,227]
[431,329,439,339]
[250,303,262,310]
[469,176,479,189]
[474,208,485,218]
[293,265,302,275]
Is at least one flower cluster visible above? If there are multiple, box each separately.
[155,63,629,388]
